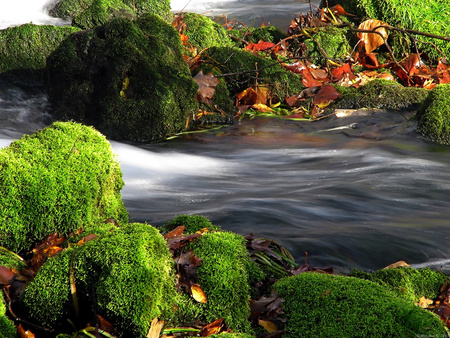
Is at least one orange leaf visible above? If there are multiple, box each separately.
[251,103,274,113]
[357,19,389,54]
[258,319,278,332]
[164,225,185,239]
[330,4,353,16]
[331,63,356,82]
[312,84,341,105]
[417,296,433,308]
[382,260,410,269]
[191,283,207,303]
[17,324,35,338]
[200,318,223,336]
[147,318,165,338]
[245,40,275,52]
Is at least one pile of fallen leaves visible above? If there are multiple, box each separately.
[173,3,450,125]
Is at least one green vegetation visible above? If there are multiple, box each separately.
[0,24,79,85]
[350,266,446,302]
[0,121,128,253]
[22,223,178,337]
[0,292,16,338]
[161,214,221,234]
[304,26,351,63]
[209,333,255,338]
[335,78,428,110]
[274,272,446,337]
[46,14,198,141]
[180,12,233,50]
[230,26,287,48]
[417,83,450,144]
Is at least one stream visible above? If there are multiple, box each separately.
[1,0,450,274]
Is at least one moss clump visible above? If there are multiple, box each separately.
[304,26,351,63]
[274,272,446,337]
[198,46,304,99]
[417,83,450,144]
[185,231,257,332]
[349,267,446,302]
[0,121,128,253]
[0,247,27,271]
[72,0,135,30]
[0,24,80,85]
[161,214,221,234]
[335,78,428,110]
[22,223,178,337]
[181,13,233,50]
[230,26,287,48]
[0,292,16,338]
[46,14,198,141]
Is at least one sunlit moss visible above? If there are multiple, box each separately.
[303,26,351,63]
[72,0,135,29]
[21,223,178,337]
[417,83,450,144]
[161,214,221,234]
[0,292,16,338]
[349,266,446,302]
[274,272,446,337]
[0,122,128,253]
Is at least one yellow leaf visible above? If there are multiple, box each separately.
[417,296,433,308]
[147,318,165,338]
[357,19,389,54]
[382,260,410,269]
[191,283,207,303]
[120,77,130,99]
[251,103,274,113]
[258,319,277,332]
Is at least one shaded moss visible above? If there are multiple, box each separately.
[229,26,287,48]
[181,12,233,51]
[0,122,128,253]
[161,214,221,234]
[335,79,428,110]
[0,24,80,85]
[198,46,304,99]
[304,26,351,63]
[349,267,446,302]
[0,292,16,338]
[21,223,178,337]
[46,14,198,141]
[274,272,446,337]
[417,83,450,144]
[0,248,27,271]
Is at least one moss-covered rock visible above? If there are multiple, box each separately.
[183,231,257,332]
[46,14,198,141]
[274,272,446,337]
[198,46,304,99]
[21,223,178,337]
[0,292,16,338]
[0,121,128,253]
[0,24,80,85]
[349,267,446,302]
[323,0,450,61]
[49,0,172,23]
[335,78,428,110]
[161,214,221,234]
[417,83,450,144]
[180,12,233,51]
[304,26,351,63]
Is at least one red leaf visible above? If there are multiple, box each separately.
[164,225,186,239]
[312,85,342,105]
[245,40,275,52]
[331,63,356,82]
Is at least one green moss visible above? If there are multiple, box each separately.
[0,122,128,253]
[417,83,450,144]
[199,46,304,99]
[0,24,80,85]
[181,13,233,50]
[349,267,446,302]
[22,223,178,337]
[187,231,255,332]
[304,26,351,63]
[335,79,428,110]
[229,26,287,48]
[46,14,198,141]
[0,247,27,271]
[161,214,221,234]
[274,272,446,337]
[209,334,255,338]
[72,0,135,30]
[0,292,16,338]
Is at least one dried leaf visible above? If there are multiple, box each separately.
[194,71,220,101]
[147,318,165,338]
[258,319,278,332]
[164,226,186,239]
[0,266,15,285]
[77,234,97,246]
[382,260,410,269]
[17,324,35,338]
[251,103,274,113]
[191,283,207,303]
[417,296,433,308]
[245,40,275,52]
[200,318,223,337]
[357,19,389,54]
[312,85,341,105]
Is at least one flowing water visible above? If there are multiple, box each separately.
[1,0,450,273]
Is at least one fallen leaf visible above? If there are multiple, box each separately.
[245,40,275,52]
[191,283,207,303]
[17,324,35,338]
[200,318,223,337]
[417,296,433,308]
[147,318,165,338]
[0,266,15,285]
[194,71,220,101]
[312,84,342,105]
[382,260,410,269]
[357,19,390,54]
[251,103,274,113]
[258,319,278,332]
[164,226,185,239]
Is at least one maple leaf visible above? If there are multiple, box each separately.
[357,19,390,54]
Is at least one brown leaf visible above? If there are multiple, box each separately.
[17,324,35,338]
[194,71,220,101]
[200,318,223,337]
[259,319,278,332]
[77,234,97,246]
[0,266,15,285]
[417,296,433,308]
[191,283,207,303]
[147,318,165,338]
[357,19,389,54]
[312,84,341,105]
[245,40,275,52]
[164,225,186,239]
[331,63,356,82]
[382,260,410,269]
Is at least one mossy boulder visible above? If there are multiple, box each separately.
[274,272,446,337]
[0,24,80,85]
[350,267,446,302]
[49,0,172,25]
[0,121,128,253]
[180,12,233,51]
[323,0,450,61]
[21,223,178,337]
[46,14,198,141]
[304,26,351,63]
[161,214,221,234]
[335,79,428,110]
[0,292,16,338]
[198,46,304,99]
[417,83,450,144]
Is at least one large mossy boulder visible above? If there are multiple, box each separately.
[0,122,128,253]
[322,0,450,61]
[417,83,450,144]
[46,14,198,141]
[49,0,172,27]
[274,272,446,337]
[0,24,80,85]
[22,223,178,337]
